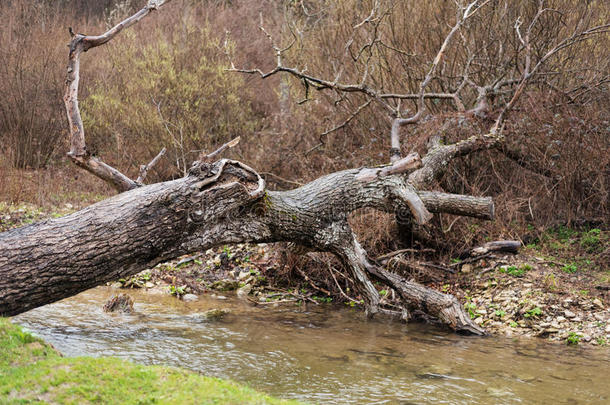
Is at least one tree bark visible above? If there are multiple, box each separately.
[0,157,487,335]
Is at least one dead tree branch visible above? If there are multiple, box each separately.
[64,0,174,191]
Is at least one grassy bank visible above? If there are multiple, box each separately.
[0,318,300,404]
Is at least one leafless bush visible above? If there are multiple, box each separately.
[0,2,70,169]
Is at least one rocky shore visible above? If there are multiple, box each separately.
[111,242,609,347]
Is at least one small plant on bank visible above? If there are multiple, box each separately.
[524,307,542,318]
[501,264,531,277]
[464,299,478,320]
[543,273,557,290]
[509,321,518,328]
[562,263,578,274]
[494,310,507,319]
[169,285,186,296]
[566,332,581,345]
[580,229,602,253]
[222,245,232,258]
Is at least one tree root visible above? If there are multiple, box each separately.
[328,229,485,335]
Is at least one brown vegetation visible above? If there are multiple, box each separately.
[0,0,608,308]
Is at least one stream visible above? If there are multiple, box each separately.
[13,287,610,404]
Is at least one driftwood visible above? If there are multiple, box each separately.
[467,240,521,257]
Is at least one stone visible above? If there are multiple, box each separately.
[145,281,155,288]
[182,293,198,302]
[593,313,606,322]
[474,317,484,325]
[194,308,231,321]
[211,279,240,291]
[103,293,134,313]
[564,310,576,318]
[237,284,252,299]
[556,316,566,322]
[605,324,610,333]
[110,282,123,289]
[551,322,561,329]
[593,298,604,309]
[461,264,473,273]
[238,271,251,280]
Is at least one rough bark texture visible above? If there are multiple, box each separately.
[0,157,489,334]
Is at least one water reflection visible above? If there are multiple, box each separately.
[14,287,610,404]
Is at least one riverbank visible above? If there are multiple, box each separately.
[1,201,608,347]
[115,227,608,347]
[0,318,300,404]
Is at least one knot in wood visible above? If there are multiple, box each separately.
[188,161,214,178]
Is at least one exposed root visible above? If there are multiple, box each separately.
[369,265,486,335]
[330,228,485,335]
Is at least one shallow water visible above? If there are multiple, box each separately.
[13,287,610,404]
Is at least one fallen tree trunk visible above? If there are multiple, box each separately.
[0,0,504,336]
[0,155,488,334]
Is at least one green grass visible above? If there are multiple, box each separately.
[523,225,608,273]
[0,318,301,404]
[500,264,531,277]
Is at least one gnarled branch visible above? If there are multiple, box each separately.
[63,0,174,191]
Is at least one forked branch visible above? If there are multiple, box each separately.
[63,0,174,191]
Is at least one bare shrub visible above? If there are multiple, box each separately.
[81,1,262,179]
[0,2,69,169]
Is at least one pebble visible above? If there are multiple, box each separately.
[145,281,155,288]
[605,325,610,333]
[593,299,604,309]
[564,310,576,318]
[237,284,252,299]
[556,316,566,322]
[194,308,230,321]
[461,264,473,273]
[182,293,199,302]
